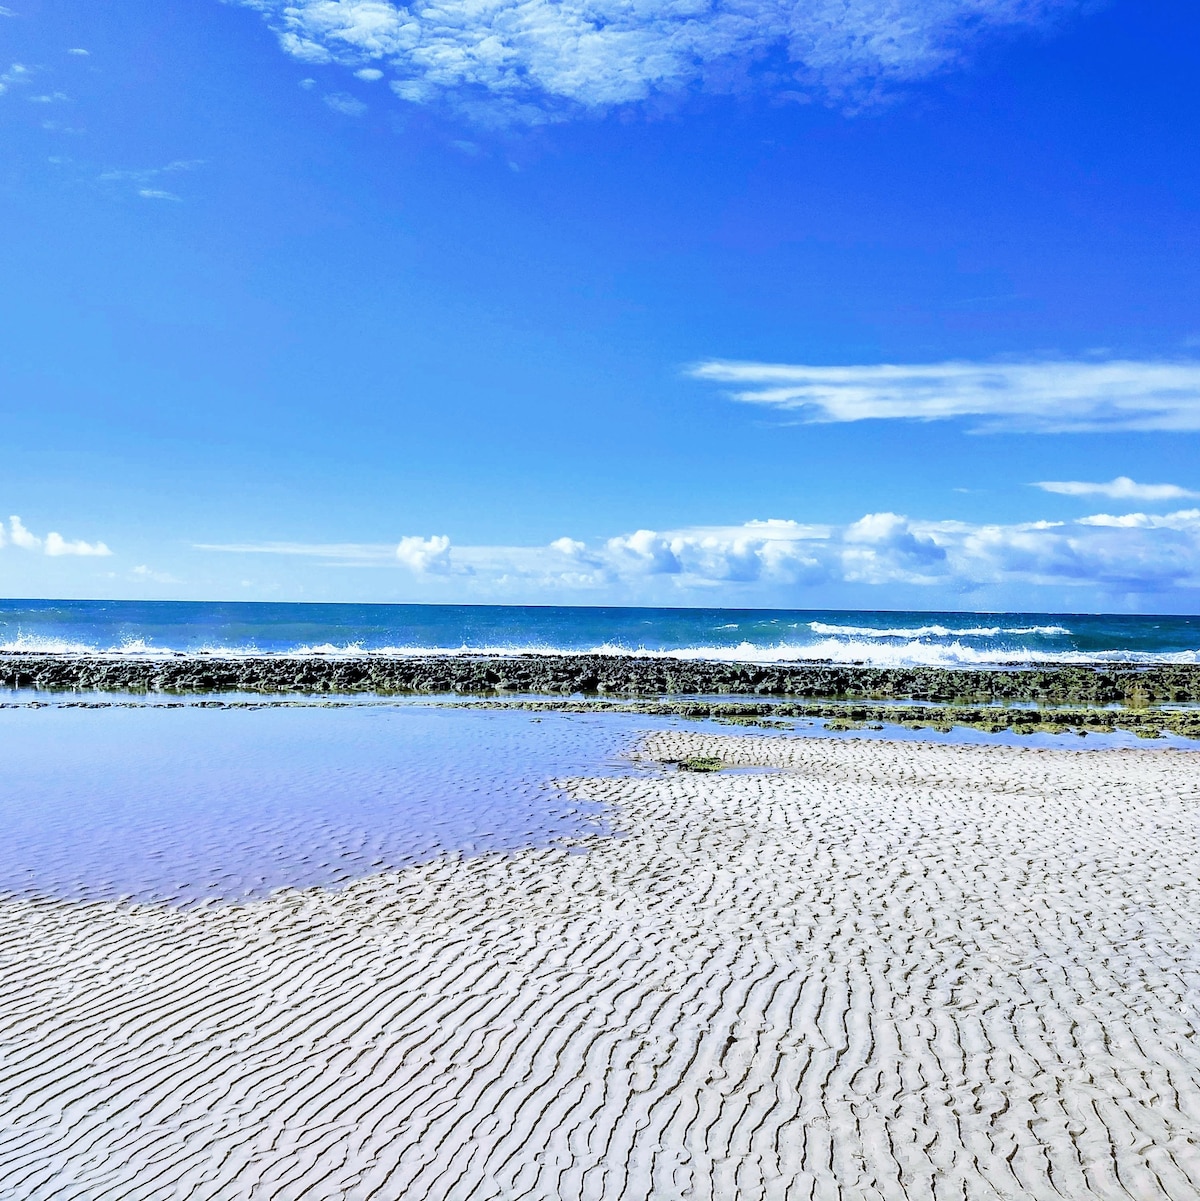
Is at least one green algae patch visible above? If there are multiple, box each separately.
[678,756,725,773]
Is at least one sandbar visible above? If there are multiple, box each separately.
[2,733,1198,1199]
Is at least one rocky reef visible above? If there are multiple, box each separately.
[2,651,1199,707]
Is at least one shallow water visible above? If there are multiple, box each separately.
[2,698,1194,909]
[0,704,660,907]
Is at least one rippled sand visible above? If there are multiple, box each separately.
[3,733,1200,1199]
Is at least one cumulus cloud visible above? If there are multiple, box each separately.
[237,0,1080,121]
[599,520,831,585]
[4,516,112,557]
[1034,476,1199,501]
[691,358,1200,433]
[395,534,453,573]
[842,512,947,584]
[8,515,40,550]
[45,531,112,557]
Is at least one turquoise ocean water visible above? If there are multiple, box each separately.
[1,599,1198,666]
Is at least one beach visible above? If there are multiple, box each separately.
[3,731,1199,1199]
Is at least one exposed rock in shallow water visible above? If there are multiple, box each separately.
[2,651,1200,707]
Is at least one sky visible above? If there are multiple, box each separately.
[1,0,1199,612]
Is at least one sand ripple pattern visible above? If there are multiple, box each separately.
[2,735,1200,1199]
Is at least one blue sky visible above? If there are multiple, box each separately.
[2,0,1199,610]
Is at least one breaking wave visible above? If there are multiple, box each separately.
[807,622,1071,639]
[4,636,1197,667]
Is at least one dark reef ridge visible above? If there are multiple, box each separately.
[2,651,1200,706]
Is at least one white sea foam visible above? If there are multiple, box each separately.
[807,621,1071,639]
[0,633,98,655]
[576,639,1200,667]
[114,637,161,656]
[292,641,368,656]
[3,635,1194,667]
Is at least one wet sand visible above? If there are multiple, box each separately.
[2,733,1199,1199]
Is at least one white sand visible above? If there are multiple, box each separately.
[2,733,1200,1200]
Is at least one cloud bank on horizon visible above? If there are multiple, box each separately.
[692,359,1200,432]
[237,0,1083,120]
[200,503,1200,600]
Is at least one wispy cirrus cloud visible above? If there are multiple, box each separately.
[1034,476,1199,501]
[323,90,367,116]
[236,0,1083,122]
[98,159,204,201]
[0,62,32,96]
[691,358,1200,433]
[2,516,111,557]
[194,540,396,561]
[196,507,1200,598]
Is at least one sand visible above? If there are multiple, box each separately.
[2,732,1199,1200]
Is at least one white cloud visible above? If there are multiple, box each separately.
[354,67,383,80]
[67,47,90,55]
[99,160,203,183]
[4,516,112,557]
[199,506,1200,597]
[1076,509,1200,530]
[99,160,204,201]
[324,91,367,115]
[691,358,1200,433]
[45,531,112,557]
[1034,476,1199,501]
[842,512,948,584]
[9,515,41,550]
[395,534,452,573]
[0,62,31,96]
[132,564,181,583]
[238,0,1078,121]
[195,540,396,560]
[611,519,831,584]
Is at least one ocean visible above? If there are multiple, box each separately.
[1,599,1198,666]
